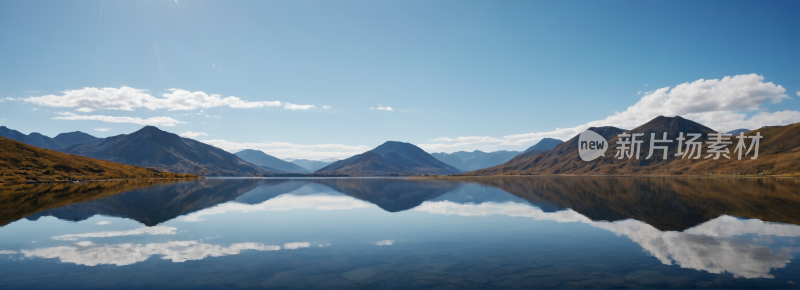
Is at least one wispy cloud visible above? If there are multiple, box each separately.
[371,104,393,111]
[322,105,331,110]
[93,128,111,133]
[53,112,186,127]
[179,131,209,138]
[283,103,315,110]
[23,86,287,112]
[420,74,797,152]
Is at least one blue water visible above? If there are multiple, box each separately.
[0,177,798,289]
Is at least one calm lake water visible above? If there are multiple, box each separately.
[1,177,799,289]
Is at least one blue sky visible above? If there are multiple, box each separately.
[1,0,799,159]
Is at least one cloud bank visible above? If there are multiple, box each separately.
[53,112,185,127]
[23,86,313,112]
[420,74,796,152]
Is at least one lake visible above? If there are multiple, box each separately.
[0,177,799,289]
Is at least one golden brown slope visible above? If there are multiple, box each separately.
[0,136,195,184]
[466,116,800,176]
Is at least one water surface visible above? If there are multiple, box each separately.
[1,177,799,289]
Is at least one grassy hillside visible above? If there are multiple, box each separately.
[0,136,195,184]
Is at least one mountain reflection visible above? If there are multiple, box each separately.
[3,176,800,280]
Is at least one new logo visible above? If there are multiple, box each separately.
[578,130,608,161]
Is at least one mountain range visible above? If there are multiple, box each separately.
[0,126,98,150]
[316,141,461,176]
[61,126,273,176]
[431,138,564,171]
[288,159,337,172]
[467,116,800,176]
[234,149,310,173]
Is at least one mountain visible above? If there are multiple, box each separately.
[468,115,800,176]
[234,149,309,173]
[0,136,194,184]
[61,126,274,176]
[432,150,521,171]
[524,137,563,152]
[725,128,750,135]
[290,159,336,172]
[315,141,461,176]
[53,131,98,147]
[463,176,800,231]
[430,153,467,170]
[0,126,62,150]
[0,126,99,150]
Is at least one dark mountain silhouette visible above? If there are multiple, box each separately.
[0,126,62,150]
[0,126,99,150]
[467,116,800,175]
[235,149,309,173]
[316,141,461,176]
[524,137,563,152]
[61,126,273,176]
[24,179,269,226]
[53,131,98,147]
[290,159,336,172]
[464,176,800,231]
[432,150,521,171]
[0,136,194,184]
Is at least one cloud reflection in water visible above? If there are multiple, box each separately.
[415,200,800,279]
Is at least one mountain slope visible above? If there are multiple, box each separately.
[290,159,335,172]
[524,138,563,152]
[432,150,522,171]
[62,126,274,176]
[54,131,99,147]
[235,149,309,173]
[468,116,800,176]
[0,126,62,150]
[0,136,194,184]
[316,141,461,176]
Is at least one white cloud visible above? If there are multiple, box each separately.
[23,86,285,112]
[179,131,209,138]
[796,91,799,97]
[420,74,796,152]
[198,139,369,160]
[371,104,393,111]
[53,112,185,127]
[0,250,17,254]
[21,240,281,266]
[637,91,642,95]
[95,221,111,225]
[180,194,373,222]
[374,240,394,246]
[283,103,315,110]
[145,88,281,110]
[24,87,152,112]
[644,84,650,87]
[51,226,177,241]
[322,105,331,110]
[283,242,310,250]
[75,241,95,247]
[93,128,111,133]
